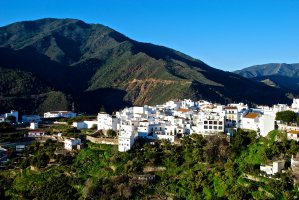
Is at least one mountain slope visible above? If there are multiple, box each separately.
[0,18,294,114]
[235,63,299,92]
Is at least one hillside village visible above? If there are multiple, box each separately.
[1,98,299,152]
[1,98,299,199]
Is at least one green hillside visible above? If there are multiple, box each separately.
[0,18,293,114]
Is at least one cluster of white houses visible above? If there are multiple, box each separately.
[2,99,299,153]
[95,98,299,152]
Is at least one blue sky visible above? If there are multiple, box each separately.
[1,0,298,71]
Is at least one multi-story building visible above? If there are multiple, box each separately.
[44,111,76,118]
[97,112,118,131]
[118,125,135,152]
[192,111,225,136]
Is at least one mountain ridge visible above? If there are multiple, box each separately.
[0,18,293,114]
[234,63,299,92]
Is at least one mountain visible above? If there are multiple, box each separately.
[234,63,299,92]
[0,18,293,114]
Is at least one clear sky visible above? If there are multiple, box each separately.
[1,0,298,71]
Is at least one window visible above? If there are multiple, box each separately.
[204,121,208,124]
[214,121,217,124]
[209,121,212,124]
[219,122,223,125]
[204,126,208,129]
[214,126,217,129]
[218,126,222,130]
[209,126,212,129]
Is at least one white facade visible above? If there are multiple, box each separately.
[292,98,299,109]
[73,120,98,130]
[259,114,275,137]
[192,111,225,135]
[241,112,275,137]
[64,138,82,150]
[0,110,19,122]
[97,112,118,131]
[287,130,299,141]
[225,106,239,128]
[260,160,285,176]
[241,113,260,132]
[156,134,175,142]
[30,122,38,130]
[44,111,76,118]
[118,125,135,152]
[73,122,88,130]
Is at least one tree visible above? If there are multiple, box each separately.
[106,129,117,138]
[6,115,16,123]
[90,124,97,130]
[100,105,106,113]
[276,110,297,124]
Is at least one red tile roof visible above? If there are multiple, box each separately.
[244,113,259,119]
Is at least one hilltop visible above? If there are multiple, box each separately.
[0,18,292,114]
[234,63,299,92]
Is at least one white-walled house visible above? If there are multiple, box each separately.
[291,98,299,110]
[73,120,97,130]
[0,110,19,122]
[30,122,38,130]
[84,120,98,129]
[260,160,285,176]
[44,111,76,118]
[118,125,135,152]
[73,122,88,130]
[156,134,175,142]
[97,112,118,131]
[258,114,275,137]
[287,130,299,141]
[225,106,239,128]
[241,112,260,131]
[241,112,275,137]
[192,111,225,135]
[64,138,82,150]
[27,130,47,137]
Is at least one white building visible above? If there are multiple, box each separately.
[30,122,38,130]
[64,138,82,150]
[97,112,118,131]
[192,111,225,135]
[260,160,285,176]
[73,122,88,130]
[73,120,98,130]
[225,106,239,128]
[241,112,275,137]
[291,98,299,110]
[258,114,275,137]
[156,134,175,143]
[27,130,46,137]
[287,130,299,141]
[118,125,135,152]
[44,111,76,118]
[0,110,18,122]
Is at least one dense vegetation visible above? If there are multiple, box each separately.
[276,110,299,124]
[1,129,299,199]
[0,18,293,114]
